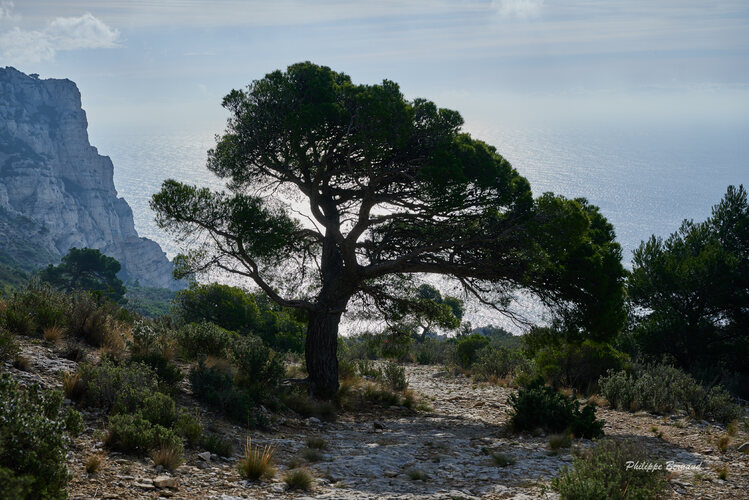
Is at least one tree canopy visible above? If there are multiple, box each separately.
[628,185,748,392]
[39,247,126,303]
[152,62,625,397]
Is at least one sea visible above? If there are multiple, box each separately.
[92,119,749,333]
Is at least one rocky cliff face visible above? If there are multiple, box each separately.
[0,67,179,289]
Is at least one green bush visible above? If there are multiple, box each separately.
[599,364,740,423]
[106,413,184,458]
[473,346,533,382]
[0,326,19,362]
[535,340,628,392]
[508,377,604,438]
[0,374,78,499]
[354,359,382,379]
[189,362,267,428]
[175,410,203,447]
[140,392,177,427]
[130,352,183,389]
[68,291,116,346]
[176,321,236,359]
[75,359,158,413]
[382,361,408,391]
[1,281,69,337]
[414,338,456,365]
[229,335,284,393]
[201,433,234,457]
[552,438,667,499]
[455,333,490,368]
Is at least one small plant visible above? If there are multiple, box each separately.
[237,436,275,481]
[455,333,490,368]
[0,326,20,362]
[13,354,31,371]
[406,468,429,480]
[140,392,177,428]
[62,371,84,400]
[175,410,203,447]
[491,452,516,467]
[43,324,65,344]
[726,420,739,437]
[549,433,572,451]
[363,384,402,407]
[152,443,184,471]
[84,453,104,474]
[716,434,730,453]
[176,321,236,359]
[716,465,728,480]
[201,433,234,457]
[284,468,313,491]
[306,436,327,449]
[552,438,667,500]
[382,361,408,391]
[282,390,337,420]
[507,377,604,439]
[301,447,324,462]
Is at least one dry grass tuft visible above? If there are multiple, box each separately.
[237,435,275,481]
[84,453,104,474]
[13,355,30,371]
[43,324,65,344]
[549,433,572,451]
[491,451,516,467]
[284,468,313,491]
[152,444,183,471]
[726,420,739,437]
[306,436,327,449]
[716,434,730,453]
[63,371,85,400]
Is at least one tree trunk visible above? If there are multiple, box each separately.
[305,309,342,399]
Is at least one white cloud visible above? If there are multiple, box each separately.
[492,0,545,18]
[0,1,18,22]
[0,12,119,64]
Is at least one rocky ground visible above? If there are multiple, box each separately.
[6,339,749,499]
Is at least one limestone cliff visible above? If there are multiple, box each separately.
[0,67,179,289]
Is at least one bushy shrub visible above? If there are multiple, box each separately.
[176,321,236,359]
[552,438,667,499]
[175,410,203,447]
[380,329,414,361]
[382,361,408,391]
[599,364,740,423]
[455,334,490,368]
[473,346,534,382]
[354,359,382,379]
[507,377,604,438]
[189,361,267,428]
[106,413,184,458]
[68,291,115,346]
[140,392,177,427]
[0,326,19,362]
[229,335,284,393]
[75,359,158,413]
[130,352,183,389]
[202,433,234,457]
[1,281,69,337]
[414,338,456,365]
[0,374,78,499]
[535,340,628,392]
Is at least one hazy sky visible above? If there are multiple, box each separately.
[2,0,748,136]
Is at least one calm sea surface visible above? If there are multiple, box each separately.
[93,121,749,331]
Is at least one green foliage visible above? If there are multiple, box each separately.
[1,280,69,337]
[0,326,19,362]
[39,247,126,303]
[414,337,456,365]
[201,433,234,457]
[176,321,236,359]
[130,352,183,390]
[106,413,184,458]
[473,346,534,382]
[382,361,408,391]
[0,374,77,500]
[599,364,741,423]
[67,291,115,346]
[229,334,284,394]
[628,185,749,396]
[140,392,177,427]
[535,340,629,392]
[124,285,176,318]
[75,359,158,413]
[189,361,268,428]
[508,377,604,439]
[456,333,490,368]
[552,438,667,500]
[174,410,203,447]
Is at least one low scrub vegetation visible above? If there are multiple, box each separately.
[237,436,275,481]
[284,468,314,491]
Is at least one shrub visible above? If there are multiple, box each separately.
[68,292,114,347]
[152,443,184,471]
[355,359,382,379]
[84,453,103,474]
[491,452,516,467]
[106,413,184,458]
[549,432,572,451]
[455,334,490,368]
[414,338,455,365]
[130,352,183,390]
[2,281,69,337]
[189,361,267,428]
[552,438,667,500]
[282,390,337,421]
[176,322,236,359]
[202,433,234,457]
[0,374,77,499]
[302,447,323,462]
[75,359,158,413]
[507,377,604,438]
[284,468,313,491]
[237,436,275,481]
[175,410,203,447]
[599,364,741,423]
[0,326,19,362]
[382,361,408,391]
[229,335,284,394]
[535,340,628,392]
[306,437,326,449]
[140,392,177,427]
[473,347,533,383]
